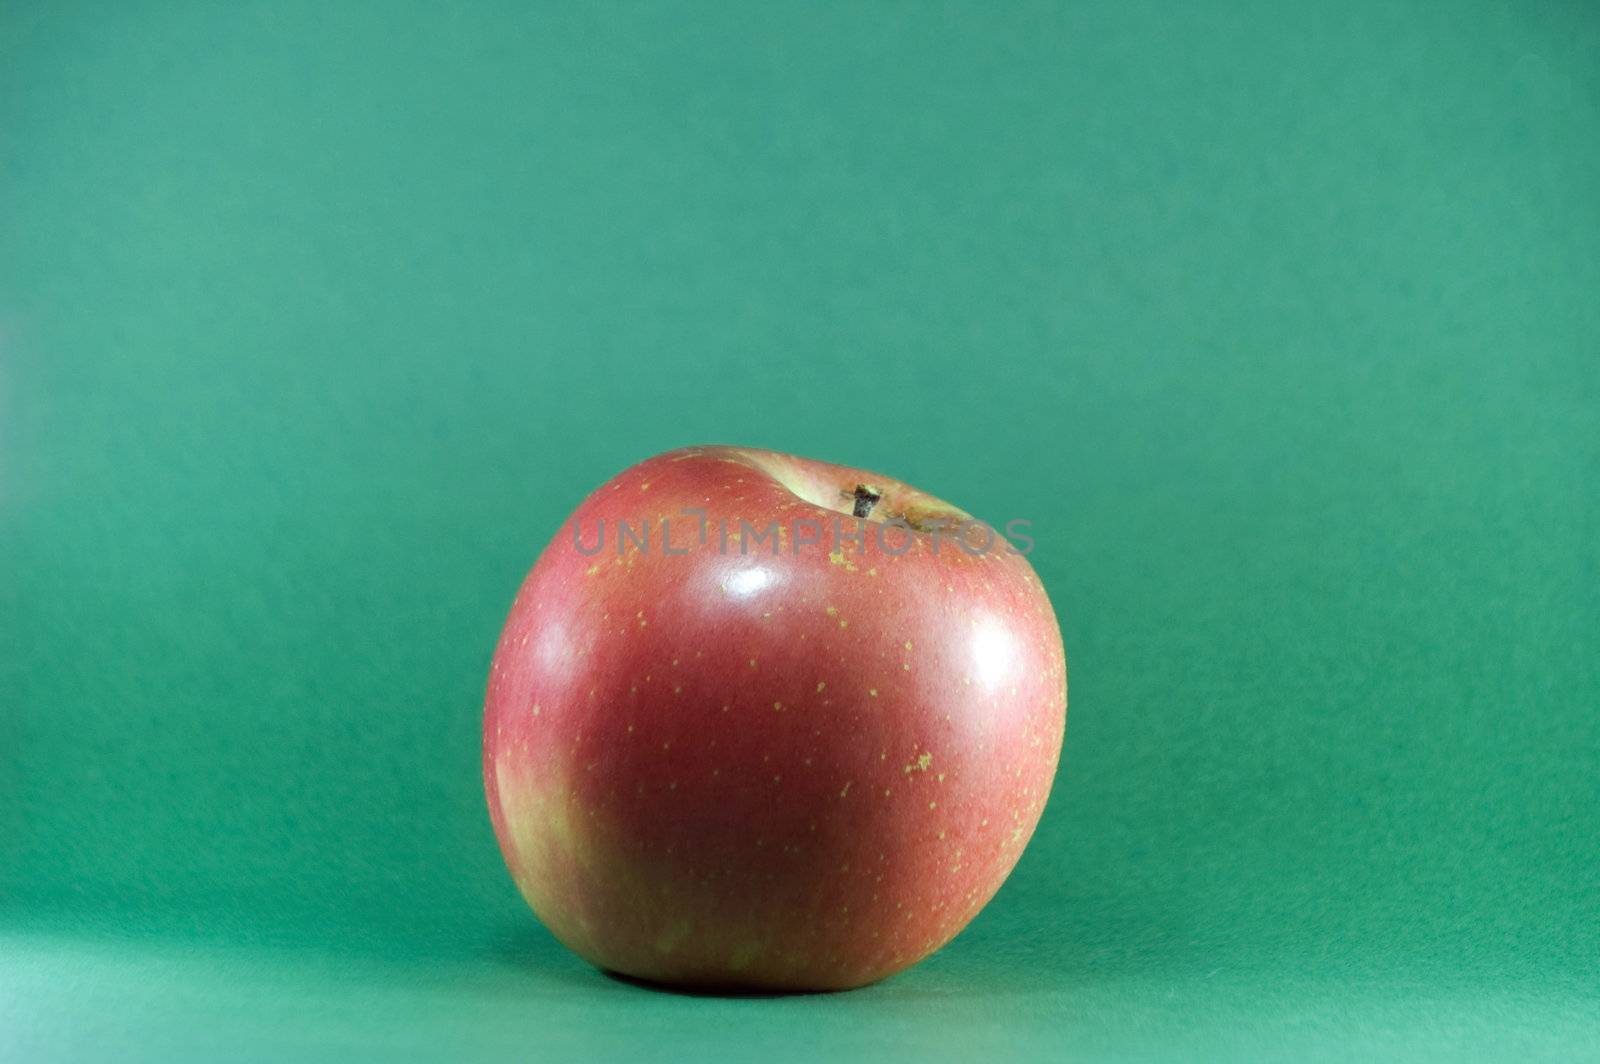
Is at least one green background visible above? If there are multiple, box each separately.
[4,2,1597,1059]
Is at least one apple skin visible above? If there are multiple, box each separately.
[484,446,1066,991]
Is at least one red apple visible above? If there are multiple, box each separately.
[483,446,1066,990]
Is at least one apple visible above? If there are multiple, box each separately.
[483,445,1066,991]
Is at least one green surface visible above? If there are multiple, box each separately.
[3,2,1598,1059]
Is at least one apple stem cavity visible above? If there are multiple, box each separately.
[851,485,882,519]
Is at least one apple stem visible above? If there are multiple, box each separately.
[851,485,882,519]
